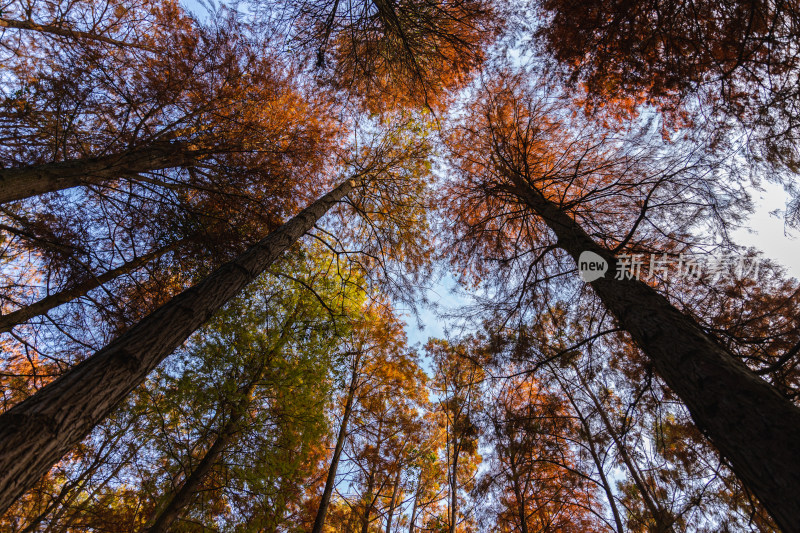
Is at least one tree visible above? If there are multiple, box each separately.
[0,175,358,514]
[0,0,170,52]
[323,323,431,533]
[534,0,800,194]
[0,112,435,514]
[311,303,410,533]
[443,75,800,530]
[427,337,485,533]
[0,7,332,205]
[479,373,603,532]
[275,0,497,112]
[139,245,358,532]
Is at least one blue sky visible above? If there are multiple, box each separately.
[733,180,799,278]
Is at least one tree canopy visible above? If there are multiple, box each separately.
[0,0,799,531]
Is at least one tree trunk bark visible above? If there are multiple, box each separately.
[311,354,361,533]
[144,416,238,533]
[0,177,360,514]
[0,239,184,333]
[510,179,800,531]
[0,142,202,204]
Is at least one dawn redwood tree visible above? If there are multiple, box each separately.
[0,237,187,334]
[0,114,435,514]
[535,0,800,159]
[0,244,355,531]
[481,307,747,531]
[311,303,408,533]
[0,0,498,523]
[140,247,356,532]
[533,0,800,226]
[443,76,800,530]
[0,0,170,53]
[672,258,800,399]
[478,373,602,532]
[276,0,497,112]
[427,337,485,533]
[0,175,359,514]
[322,325,430,533]
[311,343,363,533]
[527,302,782,530]
[0,1,336,370]
[553,363,678,532]
[0,4,333,205]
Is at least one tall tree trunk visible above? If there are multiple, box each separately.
[555,376,625,533]
[0,239,184,333]
[144,415,238,533]
[361,419,384,533]
[508,454,529,533]
[0,142,202,204]
[0,176,361,514]
[384,468,402,533]
[311,353,362,533]
[360,469,377,533]
[448,444,460,533]
[144,319,295,533]
[509,178,800,530]
[407,469,422,533]
[575,367,673,532]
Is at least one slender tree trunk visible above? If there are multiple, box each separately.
[448,445,460,533]
[360,469,377,533]
[508,454,529,533]
[0,142,203,204]
[311,353,362,533]
[144,319,295,533]
[575,368,673,532]
[384,468,402,533]
[144,416,238,533]
[361,420,384,533]
[18,417,138,533]
[0,17,155,50]
[509,178,800,530]
[0,239,183,332]
[0,177,361,514]
[407,469,422,533]
[553,371,625,533]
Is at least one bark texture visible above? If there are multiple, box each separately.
[0,142,201,204]
[512,180,800,531]
[0,177,359,514]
